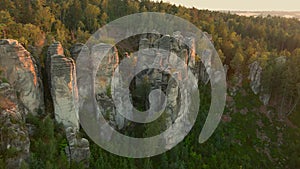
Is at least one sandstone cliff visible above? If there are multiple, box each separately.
[0,39,44,115]
[48,42,90,164]
[49,53,79,128]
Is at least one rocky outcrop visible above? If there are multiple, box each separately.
[47,41,64,57]
[46,42,64,88]
[93,44,119,95]
[49,53,79,128]
[73,43,125,129]
[0,39,44,115]
[48,42,90,164]
[65,127,90,166]
[196,61,210,84]
[249,61,271,105]
[0,81,30,169]
[96,44,125,129]
[70,43,84,61]
[249,61,262,95]
[140,32,196,68]
[143,31,211,85]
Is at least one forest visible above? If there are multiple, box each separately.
[0,0,300,168]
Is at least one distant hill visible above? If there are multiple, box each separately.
[228,11,300,20]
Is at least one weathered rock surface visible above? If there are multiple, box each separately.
[65,127,90,166]
[249,61,262,95]
[49,53,79,128]
[48,42,90,165]
[47,41,64,88]
[133,32,197,128]
[47,41,64,57]
[249,61,271,105]
[75,43,126,129]
[0,39,44,115]
[70,43,84,61]
[93,44,119,95]
[196,61,210,84]
[0,81,30,169]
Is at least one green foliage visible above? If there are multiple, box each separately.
[26,115,69,169]
[0,159,4,169]
[106,86,111,97]
[1,78,8,83]
[76,29,91,43]
[83,3,100,32]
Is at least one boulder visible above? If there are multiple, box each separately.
[260,94,271,106]
[0,39,44,115]
[132,31,198,130]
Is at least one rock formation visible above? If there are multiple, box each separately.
[70,43,84,61]
[48,42,90,164]
[249,61,271,105]
[132,32,198,127]
[93,43,119,95]
[0,39,44,115]
[65,127,90,167]
[71,43,126,129]
[49,53,79,128]
[46,41,64,89]
[0,81,30,169]
[249,61,262,95]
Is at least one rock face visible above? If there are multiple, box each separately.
[93,44,119,95]
[132,32,197,127]
[49,53,79,128]
[48,42,90,164]
[65,127,90,166]
[72,43,125,129]
[196,61,210,84]
[249,61,262,95]
[47,42,64,88]
[70,43,84,61]
[47,41,64,57]
[0,81,30,169]
[96,44,125,129]
[0,39,44,115]
[249,61,270,105]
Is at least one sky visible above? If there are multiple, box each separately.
[160,0,300,11]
